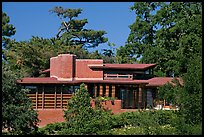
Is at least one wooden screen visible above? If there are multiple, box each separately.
[27,93,72,109]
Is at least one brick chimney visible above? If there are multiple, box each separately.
[50,54,76,80]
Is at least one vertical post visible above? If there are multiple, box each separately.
[61,86,63,108]
[36,90,38,109]
[99,84,103,96]
[164,99,166,107]
[143,89,146,109]
[105,85,109,97]
[138,85,143,109]
[94,84,97,97]
[112,85,115,98]
[133,86,137,109]
[126,86,129,107]
[54,86,56,109]
[42,86,44,109]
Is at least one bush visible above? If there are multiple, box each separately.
[36,109,202,135]
[111,125,145,135]
[34,84,201,135]
[59,83,113,135]
[174,122,202,135]
[111,111,158,128]
[151,110,179,125]
[37,122,67,135]
[109,110,182,135]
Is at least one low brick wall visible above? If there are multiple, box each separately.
[37,109,65,127]
[37,99,123,127]
[91,99,122,112]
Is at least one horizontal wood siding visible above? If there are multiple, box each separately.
[27,93,72,109]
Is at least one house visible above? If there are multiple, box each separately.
[16,54,182,110]
[16,54,181,126]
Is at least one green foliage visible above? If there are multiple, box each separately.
[110,110,201,135]
[2,8,112,77]
[158,55,202,125]
[49,6,108,49]
[114,111,154,127]
[95,96,116,102]
[2,63,39,135]
[117,3,202,133]
[2,12,16,60]
[179,55,202,125]
[36,122,67,135]
[36,105,201,135]
[63,83,93,123]
[111,125,146,135]
[3,37,68,77]
[102,42,115,57]
[153,69,166,77]
[60,83,113,135]
[158,79,181,106]
[117,2,202,76]
[2,12,16,37]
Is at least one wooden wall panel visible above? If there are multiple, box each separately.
[112,85,115,98]
[99,85,103,96]
[105,85,109,97]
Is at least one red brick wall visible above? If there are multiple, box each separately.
[37,109,65,127]
[50,56,59,78]
[37,100,138,127]
[50,54,76,79]
[90,99,122,111]
[75,60,103,79]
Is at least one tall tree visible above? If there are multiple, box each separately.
[2,62,39,135]
[3,7,110,77]
[49,6,108,49]
[158,54,202,125]
[116,2,161,64]
[116,2,202,77]
[2,12,16,61]
[102,42,117,63]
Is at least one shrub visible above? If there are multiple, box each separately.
[111,111,158,128]
[37,122,67,135]
[61,83,113,135]
[111,125,146,135]
[151,110,179,125]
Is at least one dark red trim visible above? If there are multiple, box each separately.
[89,64,156,70]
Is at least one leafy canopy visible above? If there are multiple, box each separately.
[2,62,39,135]
[116,2,202,77]
[49,6,108,49]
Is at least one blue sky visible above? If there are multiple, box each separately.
[2,2,136,53]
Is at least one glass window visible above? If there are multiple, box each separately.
[25,85,37,93]
[44,85,55,93]
[73,85,80,92]
[62,85,73,94]
[145,69,150,74]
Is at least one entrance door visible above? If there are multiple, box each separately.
[120,88,126,108]
[120,86,136,109]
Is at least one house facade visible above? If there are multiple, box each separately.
[17,54,180,110]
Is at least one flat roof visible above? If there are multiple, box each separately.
[146,77,183,87]
[89,64,156,70]
[16,77,182,87]
[16,77,148,85]
[40,64,156,74]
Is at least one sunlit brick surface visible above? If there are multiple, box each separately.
[37,100,137,127]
